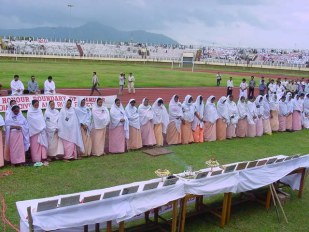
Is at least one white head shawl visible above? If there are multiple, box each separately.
[152,98,169,133]
[182,95,195,122]
[285,92,293,113]
[168,94,183,133]
[138,98,154,126]
[5,106,30,151]
[303,93,309,111]
[192,95,205,130]
[58,99,84,152]
[27,103,48,148]
[91,99,110,129]
[292,95,303,112]
[254,95,264,117]
[44,101,60,133]
[5,100,16,119]
[246,99,257,125]
[217,96,229,123]
[269,94,279,111]
[125,99,140,129]
[110,100,129,139]
[203,95,218,124]
[279,96,288,116]
[226,95,239,125]
[75,97,92,130]
[237,97,248,119]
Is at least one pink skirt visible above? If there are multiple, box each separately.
[292,111,302,131]
[141,121,156,146]
[9,130,25,164]
[192,125,203,143]
[236,119,247,138]
[166,122,181,145]
[62,139,77,160]
[30,134,47,162]
[256,118,263,136]
[286,114,293,130]
[226,124,236,139]
[203,122,216,142]
[263,119,272,135]
[109,126,126,153]
[278,115,287,132]
[216,119,226,140]
[270,111,279,132]
[247,124,256,137]
[91,128,107,156]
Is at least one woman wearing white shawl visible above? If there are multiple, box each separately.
[4,99,16,162]
[58,99,84,160]
[181,95,195,144]
[226,95,239,139]
[91,98,110,156]
[203,95,218,142]
[138,98,156,146]
[44,100,64,158]
[285,92,294,131]
[246,97,257,137]
[152,98,169,146]
[75,97,92,157]
[0,114,5,167]
[216,96,229,140]
[125,99,142,150]
[262,95,272,135]
[302,93,309,129]
[192,95,205,143]
[166,95,183,145]
[292,94,303,131]
[255,95,264,136]
[269,94,279,132]
[27,100,48,162]
[278,95,288,132]
[236,96,248,138]
[109,98,128,153]
[5,105,30,165]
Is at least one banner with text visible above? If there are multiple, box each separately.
[0,94,117,112]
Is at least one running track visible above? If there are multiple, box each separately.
[56,87,231,103]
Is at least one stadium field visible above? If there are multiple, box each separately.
[0,130,309,231]
[0,59,308,90]
[0,58,309,232]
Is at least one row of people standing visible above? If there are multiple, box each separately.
[1,92,308,167]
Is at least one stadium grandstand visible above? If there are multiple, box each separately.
[1,37,309,69]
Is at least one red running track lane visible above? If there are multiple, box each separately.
[57,87,233,104]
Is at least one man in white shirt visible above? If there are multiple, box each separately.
[216,72,222,86]
[226,76,234,96]
[268,79,277,96]
[90,71,102,96]
[10,75,24,95]
[239,78,248,99]
[127,72,135,94]
[44,76,56,95]
[281,78,288,89]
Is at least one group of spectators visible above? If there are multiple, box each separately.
[7,74,56,95]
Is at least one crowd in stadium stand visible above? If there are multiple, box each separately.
[1,38,308,66]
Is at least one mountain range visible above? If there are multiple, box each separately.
[0,22,178,44]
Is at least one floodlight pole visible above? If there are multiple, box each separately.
[67,4,74,42]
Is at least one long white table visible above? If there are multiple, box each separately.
[16,154,309,232]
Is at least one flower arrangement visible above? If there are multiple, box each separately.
[155,169,171,181]
[205,157,220,171]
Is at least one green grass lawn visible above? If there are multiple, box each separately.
[1,130,309,231]
[1,58,309,231]
[0,58,308,90]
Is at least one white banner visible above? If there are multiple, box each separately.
[0,94,117,112]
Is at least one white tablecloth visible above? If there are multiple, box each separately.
[16,154,309,232]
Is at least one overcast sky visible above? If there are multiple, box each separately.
[0,0,308,49]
